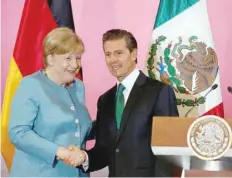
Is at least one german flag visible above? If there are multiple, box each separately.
[1,0,82,171]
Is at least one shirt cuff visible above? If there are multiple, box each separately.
[82,151,89,171]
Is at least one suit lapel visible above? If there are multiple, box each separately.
[107,85,118,138]
[117,72,147,140]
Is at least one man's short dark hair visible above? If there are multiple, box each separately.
[102,29,137,52]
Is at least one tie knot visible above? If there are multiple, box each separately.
[117,84,125,94]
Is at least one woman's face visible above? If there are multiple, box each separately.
[48,52,82,84]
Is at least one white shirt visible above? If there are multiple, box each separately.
[83,68,140,170]
[117,68,140,105]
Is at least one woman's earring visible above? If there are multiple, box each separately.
[47,55,53,65]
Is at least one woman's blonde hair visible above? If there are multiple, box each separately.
[43,27,85,66]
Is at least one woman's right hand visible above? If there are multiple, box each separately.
[56,146,86,167]
[56,146,70,160]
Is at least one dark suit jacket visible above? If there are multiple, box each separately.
[86,72,179,177]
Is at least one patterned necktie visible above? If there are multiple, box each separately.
[115,83,125,130]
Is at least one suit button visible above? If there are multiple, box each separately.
[71,105,75,111]
[75,132,80,137]
[75,119,79,124]
[116,148,120,153]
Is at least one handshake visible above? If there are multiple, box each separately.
[56,146,87,167]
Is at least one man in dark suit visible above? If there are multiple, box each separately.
[65,29,179,177]
[84,29,179,177]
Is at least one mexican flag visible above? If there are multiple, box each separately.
[145,0,224,118]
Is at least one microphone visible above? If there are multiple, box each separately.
[184,84,218,117]
[228,86,232,94]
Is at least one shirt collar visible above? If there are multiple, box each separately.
[117,68,140,91]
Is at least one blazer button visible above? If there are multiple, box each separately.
[75,132,80,137]
[71,105,75,111]
[116,148,120,153]
[75,119,79,124]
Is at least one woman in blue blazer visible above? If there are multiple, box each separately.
[9,27,93,177]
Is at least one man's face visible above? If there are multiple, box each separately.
[103,38,137,82]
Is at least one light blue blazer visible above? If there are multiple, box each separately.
[9,71,92,177]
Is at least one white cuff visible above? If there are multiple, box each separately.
[82,151,89,171]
